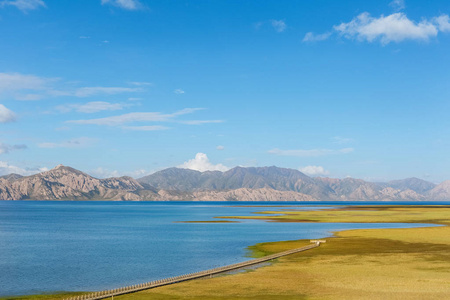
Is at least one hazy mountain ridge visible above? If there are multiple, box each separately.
[0,165,447,201]
[0,173,23,181]
[383,177,436,193]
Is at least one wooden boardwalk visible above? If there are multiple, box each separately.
[65,241,324,300]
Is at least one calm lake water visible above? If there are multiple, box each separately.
[0,201,441,296]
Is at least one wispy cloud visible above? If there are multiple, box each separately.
[0,143,27,154]
[303,12,450,45]
[268,147,354,157]
[88,166,151,179]
[174,89,185,94]
[56,101,127,113]
[129,81,152,86]
[15,94,44,101]
[0,72,53,93]
[302,32,332,42]
[58,87,141,98]
[67,108,203,126]
[255,20,287,33]
[38,137,96,149]
[332,136,354,144]
[389,0,405,11]
[0,0,45,12]
[0,72,144,100]
[88,167,119,178]
[271,20,287,33]
[253,21,264,30]
[0,104,17,123]
[179,120,223,125]
[0,161,47,176]
[122,125,169,131]
[101,0,143,10]
[216,145,225,150]
[178,153,229,172]
[299,165,330,176]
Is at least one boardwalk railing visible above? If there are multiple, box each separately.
[65,241,324,300]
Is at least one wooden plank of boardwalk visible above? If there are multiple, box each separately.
[66,241,324,300]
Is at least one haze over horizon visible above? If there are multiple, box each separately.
[1,0,449,182]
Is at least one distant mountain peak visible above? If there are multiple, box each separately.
[0,164,448,201]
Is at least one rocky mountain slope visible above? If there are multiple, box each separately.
[0,165,448,201]
[0,165,157,201]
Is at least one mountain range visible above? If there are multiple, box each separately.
[0,164,448,201]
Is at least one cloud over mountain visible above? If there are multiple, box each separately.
[299,166,330,176]
[178,153,229,172]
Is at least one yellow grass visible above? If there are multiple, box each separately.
[219,205,450,225]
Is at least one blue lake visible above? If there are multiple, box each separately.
[0,201,441,296]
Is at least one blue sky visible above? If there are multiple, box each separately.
[0,0,449,182]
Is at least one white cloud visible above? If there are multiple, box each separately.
[0,143,27,154]
[304,12,450,45]
[0,104,17,123]
[389,0,405,11]
[334,12,440,44]
[79,36,90,39]
[68,108,203,126]
[174,89,185,94]
[216,145,225,150]
[178,153,229,172]
[302,32,332,42]
[122,125,169,131]
[38,137,96,149]
[271,20,287,33]
[299,166,330,176]
[268,147,354,157]
[180,120,223,125]
[434,15,450,32]
[56,101,126,113]
[0,0,45,12]
[101,0,142,10]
